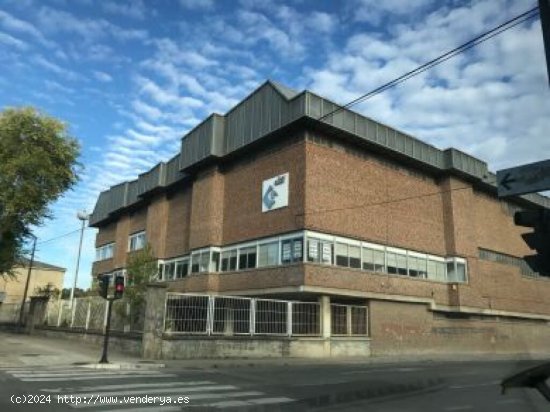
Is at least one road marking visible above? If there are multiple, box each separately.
[42,381,214,393]
[101,407,181,412]
[19,374,178,382]
[341,367,422,375]
[13,371,167,378]
[205,397,294,408]
[445,406,473,411]
[448,380,500,389]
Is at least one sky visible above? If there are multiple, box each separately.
[0,0,548,291]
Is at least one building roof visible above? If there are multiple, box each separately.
[89,79,550,227]
[17,257,66,272]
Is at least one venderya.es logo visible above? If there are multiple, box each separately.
[262,173,289,212]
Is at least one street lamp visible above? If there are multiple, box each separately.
[70,210,89,309]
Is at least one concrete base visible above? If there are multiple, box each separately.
[158,336,371,360]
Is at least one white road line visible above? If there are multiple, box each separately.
[20,374,177,382]
[12,371,165,378]
[72,391,265,409]
[42,381,214,393]
[206,397,294,408]
[448,380,500,390]
[69,384,238,398]
[342,367,422,375]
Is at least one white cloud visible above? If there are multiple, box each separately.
[0,31,28,50]
[93,71,113,82]
[32,55,81,81]
[102,0,147,20]
[179,0,214,10]
[0,9,55,48]
[306,0,550,171]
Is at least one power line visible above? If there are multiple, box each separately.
[319,6,540,121]
[36,227,91,245]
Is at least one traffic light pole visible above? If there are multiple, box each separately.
[99,298,114,364]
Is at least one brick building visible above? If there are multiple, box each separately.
[90,81,550,356]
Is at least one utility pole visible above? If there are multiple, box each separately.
[70,211,89,309]
[18,234,36,328]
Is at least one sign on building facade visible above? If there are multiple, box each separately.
[262,173,289,212]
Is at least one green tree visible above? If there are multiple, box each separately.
[0,107,80,277]
[34,282,60,299]
[124,243,158,307]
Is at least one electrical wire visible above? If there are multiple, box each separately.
[36,227,91,245]
[319,6,540,121]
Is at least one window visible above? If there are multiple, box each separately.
[191,250,210,273]
[95,243,114,261]
[164,262,176,280]
[427,259,446,281]
[238,246,257,270]
[335,243,361,268]
[408,255,427,278]
[211,251,220,272]
[175,258,189,279]
[258,242,279,267]
[362,248,385,272]
[128,231,146,251]
[387,251,407,275]
[307,237,332,264]
[446,259,467,283]
[281,238,303,264]
[221,250,237,272]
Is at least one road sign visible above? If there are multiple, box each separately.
[496,159,550,197]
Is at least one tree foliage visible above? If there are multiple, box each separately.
[124,243,158,307]
[0,107,80,276]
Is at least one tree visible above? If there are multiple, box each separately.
[0,107,80,277]
[124,243,158,308]
[34,283,60,299]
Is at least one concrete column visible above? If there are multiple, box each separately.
[319,295,331,338]
[142,283,168,359]
[26,296,49,334]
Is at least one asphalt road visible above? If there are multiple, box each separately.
[0,359,548,411]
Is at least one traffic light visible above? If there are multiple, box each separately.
[514,208,550,276]
[114,275,125,300]
[99,275,109,299]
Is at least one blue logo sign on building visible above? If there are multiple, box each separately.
[262,173,289,212]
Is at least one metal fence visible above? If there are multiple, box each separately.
[44,297,145,333]
[164,293,367,337]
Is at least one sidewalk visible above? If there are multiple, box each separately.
[1,330,548,370]
[0,331,143,368]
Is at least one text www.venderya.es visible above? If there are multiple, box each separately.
[57,394,190,406]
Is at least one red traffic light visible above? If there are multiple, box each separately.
[114,275,124,299]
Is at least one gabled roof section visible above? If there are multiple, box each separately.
[16,258,66,272]
[268,80,299,100]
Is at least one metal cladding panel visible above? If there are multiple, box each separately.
[137,163,165,196]
[443,149,488,178]
[224,84,299,154]
[180,117,215,170]
[126,180,139,205]
[89,191,110,226]
[166,154,186,185]
[108,183,127,211]
[308,92,445,169]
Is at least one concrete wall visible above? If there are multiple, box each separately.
[369,300,550,357]
[160,336,370,360]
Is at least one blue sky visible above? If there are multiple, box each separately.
[0,0,548,290]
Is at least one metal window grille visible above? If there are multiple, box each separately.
[331,304,348,335]
[254,299,288,335]
[212,296,252,335]
[292,302,320,335]
[350,306,368,335]
[164,294,209,333]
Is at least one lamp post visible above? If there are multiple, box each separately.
[18,233,37,328]
[70,211,89,309]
